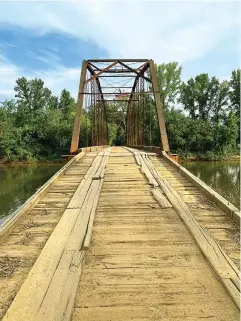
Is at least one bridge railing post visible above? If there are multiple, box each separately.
[70,60,87,154]
[149,60,170,153]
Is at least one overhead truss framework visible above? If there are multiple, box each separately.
[70,59,169,154]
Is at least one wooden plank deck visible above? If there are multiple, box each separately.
[149,155,240,269]
[0,150,98,320]
[71,147,239,321]
[0,147,240,321]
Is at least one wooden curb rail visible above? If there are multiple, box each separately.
[3,148,111,321]
[124,147,172,209]
[126,147,240,309]
[0,145,107,245]
[127,145,240,225]
[162,151,241,225]
[0,151,85,245]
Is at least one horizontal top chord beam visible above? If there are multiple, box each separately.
[91,69,139,73]
[98,75,136,78]
[87,59,149,62]
[101,86,133,88]
[79,92,153,95]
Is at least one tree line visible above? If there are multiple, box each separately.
[0,63,240,162]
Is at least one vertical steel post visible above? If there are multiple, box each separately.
[94,84,97,145]
[140,77,145,146]
[91,80,95,146]
[101,102,104,145]
[130,102,133,146]
[136,82,139,145]
[96,100,98,146]
[70,60,87,153]
[126,107,129,145]
[135,95,138,145]
[133,99,136,145]
[149,60,170,152]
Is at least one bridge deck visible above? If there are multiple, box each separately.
[0,147,239,320]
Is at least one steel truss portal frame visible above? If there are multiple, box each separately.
[70,59,169,154]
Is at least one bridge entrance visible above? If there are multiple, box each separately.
[0,60,240,320]
[70,59,169,153]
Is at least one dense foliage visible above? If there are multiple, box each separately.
[0,78,76,161]
[0,65,240,162]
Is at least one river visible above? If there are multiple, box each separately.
[0,161,240,220]
[180,160,240,209]
[0,164,62,220]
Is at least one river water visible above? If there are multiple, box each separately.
[0,161,240,220]
[0,164,62,220]
[180,160,240,209]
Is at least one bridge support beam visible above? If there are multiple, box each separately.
[70,60,87,154]
[149,60,170,152]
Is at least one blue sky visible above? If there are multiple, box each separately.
[0,1,240,100]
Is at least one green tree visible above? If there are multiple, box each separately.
[180,74,230,122]
[157,62,182,109]
[0,78,78,161]
[180,78,197,120]
[211,80,229,123]
[230,69,240,142]
[14,77,52,114]
[0,66,239,162]
[219,112,239,155]
[164,108,188,151]
[59,89,76,116]
[230,69,240,113]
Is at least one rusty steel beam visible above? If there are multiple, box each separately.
[87,62,101,71]
[87,64,109,144]
[128,62,150,101]
[70,58,170,151]
[97,99,138,102]
[70,60,87,154]
[91,69,139,73]
[85,61,119,84]
[149,60,170,152]
[98,75,136,78]
[101,86,133,88]
[79,92,153,95]
[126,62,150,143]
[118,61,151,83]
[88,59,149,62]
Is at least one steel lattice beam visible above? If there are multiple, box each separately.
[70,59,170,153]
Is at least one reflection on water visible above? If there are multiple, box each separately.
[0,164,62,219]
[0,161,239,220]
[181,161,240,209]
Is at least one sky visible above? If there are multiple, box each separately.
[0,0,240,101]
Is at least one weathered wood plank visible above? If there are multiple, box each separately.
[3,208,80,321]
[139,151,240,308]
[162,151,240,224]
[2,149,110,321]
[71,147,239,321]
[0,152,85,244]
[151,188,172,208]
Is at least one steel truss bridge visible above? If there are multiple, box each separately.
[70,59,169,153]
[0,59,240,321]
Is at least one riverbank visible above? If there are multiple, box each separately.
[1,153,240,164]
[180,154,240,162]
[0,158,65,165]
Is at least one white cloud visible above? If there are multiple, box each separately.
[0,55,80,100]
[0,1,239,98]
[0,1,238,63]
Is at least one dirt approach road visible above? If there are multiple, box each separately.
[0,147,239,321]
